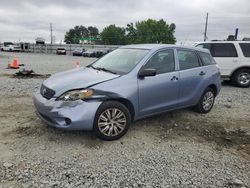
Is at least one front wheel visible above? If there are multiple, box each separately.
[93,101,131,141]
[194,87,215,113]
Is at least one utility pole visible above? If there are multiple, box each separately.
[204,13,208,41]
[50,23,53,54]
[50,23,53,44]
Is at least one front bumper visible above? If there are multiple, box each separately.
[33,92,102,130]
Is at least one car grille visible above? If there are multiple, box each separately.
[40,84,55,99]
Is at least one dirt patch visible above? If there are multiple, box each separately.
[133,112,250,157]
[2,126,35,137]
[161,118,250,155]
[0,73,50,79]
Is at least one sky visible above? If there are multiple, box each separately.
[0,0,249,45]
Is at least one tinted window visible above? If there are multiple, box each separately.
[239,43,250,57]
[210,43,238,57]
[177,50,200,70]
[143,49,175,74]
[198,52,216,66]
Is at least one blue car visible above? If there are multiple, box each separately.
[33,44,221,140]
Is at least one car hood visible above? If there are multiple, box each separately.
[43,67,119,97]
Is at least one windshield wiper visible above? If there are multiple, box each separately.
[87,64,96,69]
[87,65,118,75]
[94,67,118,75]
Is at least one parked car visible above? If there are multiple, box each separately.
[56,48,66,55]
[196,41,250,87]
[1,42,21,52]
[82,49,97,57]
[33,44,221,140]
[72,48,85,56]
[95,49,108,58]
[35,37,45,45]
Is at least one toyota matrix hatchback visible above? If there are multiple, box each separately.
[33,44,221,140]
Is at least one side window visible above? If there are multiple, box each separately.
[198,52,216,66]
[143,49,175,74]
[210,43,238,57]
[177,50,200,70]
[239,43,250,57]
[196,43,211,50]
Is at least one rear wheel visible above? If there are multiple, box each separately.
[194,87,215,113]
[93,101,131,141]
[232,69,250,88]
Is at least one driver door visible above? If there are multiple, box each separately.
[138,49,180,117]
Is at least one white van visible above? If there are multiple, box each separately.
[1,42,21,52]
[195,41,250,87]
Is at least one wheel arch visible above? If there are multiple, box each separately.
[207,84,218,96]
[105,98,135,121]
[230,66,250,78]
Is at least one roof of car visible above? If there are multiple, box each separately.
[196,40,250,44]
[120,44,210,53]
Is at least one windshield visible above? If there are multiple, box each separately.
[75,48,82,51]
[90,48,149,74]
[86,49,95,52]
[4,42,14,46]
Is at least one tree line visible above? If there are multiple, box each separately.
[64,19,176,45]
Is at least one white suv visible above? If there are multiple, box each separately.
[196,41,250,87]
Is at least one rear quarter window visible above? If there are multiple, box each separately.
[198,52,216,66]
[239,43,250,57]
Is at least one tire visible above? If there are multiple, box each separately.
[232,69,250,88]
[194,87,215,113]
[93,101,131,141]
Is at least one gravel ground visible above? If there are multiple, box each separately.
[0,52,249,188]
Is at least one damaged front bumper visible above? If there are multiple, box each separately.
[33,92,102,130]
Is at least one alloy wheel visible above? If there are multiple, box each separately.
[97,108,127,137]
[238,72,250,85]
[202,91,214,111]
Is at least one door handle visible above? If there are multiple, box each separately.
[199,71,206,76]
[171,76,179,81]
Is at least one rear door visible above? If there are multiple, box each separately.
[197,43,239,76]
[177,49,208,106]
[138,49,179,117]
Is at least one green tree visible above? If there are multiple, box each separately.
[100,25,127,45]
[126,22,137,44]
[88,26,99,38]
[64,25,99,44]
[126,19,176,44]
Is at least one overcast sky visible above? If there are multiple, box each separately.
[0,0,249,45]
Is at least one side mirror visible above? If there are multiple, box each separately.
[138,68,157,78]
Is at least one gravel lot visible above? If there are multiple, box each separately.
[0,52,249,188]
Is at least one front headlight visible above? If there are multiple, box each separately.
[57,89,93,101]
